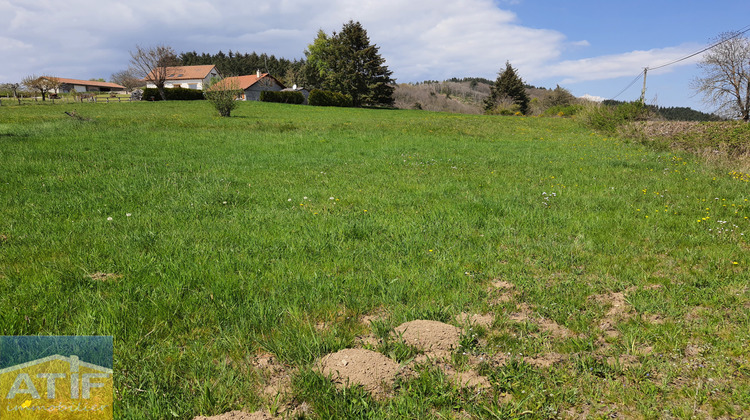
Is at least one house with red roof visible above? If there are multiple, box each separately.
[54,78,126,93]
[210,70,285,101]
[145,65,221,90]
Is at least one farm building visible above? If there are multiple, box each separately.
[145,65,221,90]
[210,71,285,101]
[54,78,126,93]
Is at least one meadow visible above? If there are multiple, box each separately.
[0,101,748,419]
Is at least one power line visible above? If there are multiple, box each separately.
[648,24,750,71]
[610,70,645,100]
[608,24,750,101]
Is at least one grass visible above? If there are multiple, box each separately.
[0,101,748,419]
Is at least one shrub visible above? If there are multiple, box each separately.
[141,87,205,101]
[204,80,241,117]
[308,90,352,107]
[578,101,652,133]
[542,104,584,118]
[260,91,305,104]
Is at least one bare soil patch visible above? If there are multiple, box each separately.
[590,291,634,337]
[193,410,275,420]
[455,312,494,328]
[507,303,577,339]
[488,279,516,306]
[525,352,567,369]
[393,320,461,358]
[244,353,293,397]
[318,348,401,397]
[88,272,122,282]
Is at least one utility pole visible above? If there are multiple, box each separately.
[640,67,648,103]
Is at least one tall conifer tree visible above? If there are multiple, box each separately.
[484,61,529,115]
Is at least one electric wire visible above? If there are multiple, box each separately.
[648,24,750,70]
[610,70,645,100]
[608,24,750,100]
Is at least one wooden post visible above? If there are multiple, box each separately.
[640,68,648,104]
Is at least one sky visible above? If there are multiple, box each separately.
[1,0,748,111]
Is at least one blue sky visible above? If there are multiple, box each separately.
[1,0,748,111]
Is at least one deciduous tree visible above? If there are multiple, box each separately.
[1,82,23,104]
[110,69,141,92]
[692,31,750,122]
[129,44,179,101]
[22,75,61,101]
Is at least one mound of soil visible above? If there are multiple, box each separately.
[318,348,401,395]
[393,320,461,357]
[193,410,274,420]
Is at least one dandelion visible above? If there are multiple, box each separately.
[329,197,334,200]
[126,213,131,217]
[732,262,739,265]
[107,217,113,221]
[303,196,308,200]
[288,198,292,202]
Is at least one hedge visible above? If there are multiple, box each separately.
[260,90,305,104]
[308,90,352,107]
[141,87,205,101]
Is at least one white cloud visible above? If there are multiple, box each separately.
[535,44,704,85]
[580,94,605,102]
[0,0,704,94]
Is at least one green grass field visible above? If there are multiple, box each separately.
[1,101,748,419]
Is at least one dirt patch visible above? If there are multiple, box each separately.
[393,320,461,358]
[318,348,401,397]
[251,353,292,397]
[490,279,515,290]
[643,313,665,324]
[591,291,633,337]
[193,410,275,420]
[445,367,491,389]
[455,312,494,328]
[508,303,533,322]
[607,354,641,369]
[525,352,566,369]
[506,304,576,339]
[536,318,577,339]
[88,272,122,282]
[489,279,516,306]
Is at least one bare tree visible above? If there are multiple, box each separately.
[1,82,23,104]
[22,75,61,101]
[129,44,178,100]
[693,31,750,122]
[110,69,142,92]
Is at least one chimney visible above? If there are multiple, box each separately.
[256,69,261,78]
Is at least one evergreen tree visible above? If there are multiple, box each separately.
[304,21,394,107]
[484,61,530,115]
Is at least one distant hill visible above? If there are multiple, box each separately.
[393,79,554,114]
[603,100,723,122]
[396,79,721,121]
